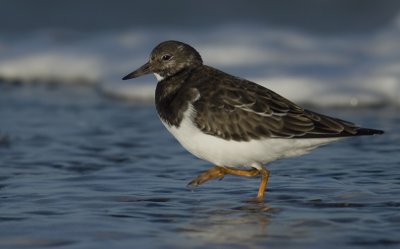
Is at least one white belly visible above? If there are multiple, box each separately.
[161,106,341,169]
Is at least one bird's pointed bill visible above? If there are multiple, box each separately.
[122,62,151,80]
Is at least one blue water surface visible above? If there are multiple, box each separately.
[0,84,399,249]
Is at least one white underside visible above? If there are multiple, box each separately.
[161,105,342,170]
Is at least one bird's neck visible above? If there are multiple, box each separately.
[155,68,195,127]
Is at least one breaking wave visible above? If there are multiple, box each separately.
[1,22,399,107]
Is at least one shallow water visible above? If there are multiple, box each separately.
[0,84,399,249]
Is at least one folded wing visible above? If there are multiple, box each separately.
[192,75,380,142]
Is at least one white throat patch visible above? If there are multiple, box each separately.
[154,73,165,82]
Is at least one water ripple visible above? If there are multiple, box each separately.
[0,86,398,249]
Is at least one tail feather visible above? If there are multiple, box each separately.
[355,128,384,136]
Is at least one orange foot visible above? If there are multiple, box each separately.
[188,166,270,201]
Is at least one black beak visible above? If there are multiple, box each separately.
[122,62,151,80]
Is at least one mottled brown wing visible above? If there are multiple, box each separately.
[192,75,360,141]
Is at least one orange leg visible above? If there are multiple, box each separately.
[256,167,270,201]
[188,166,270,201]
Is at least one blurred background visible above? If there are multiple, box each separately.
[0,0,399,106]
[1,1,399,249]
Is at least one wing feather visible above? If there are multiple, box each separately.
[191,68,361,141]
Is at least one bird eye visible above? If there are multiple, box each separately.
[161,54,173,61]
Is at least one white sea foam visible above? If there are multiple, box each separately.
[0,23,399,107]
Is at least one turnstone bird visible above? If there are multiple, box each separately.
[122,40,384,201]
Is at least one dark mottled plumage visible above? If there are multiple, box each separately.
[187,65,383,141]
[124,40,383,142]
